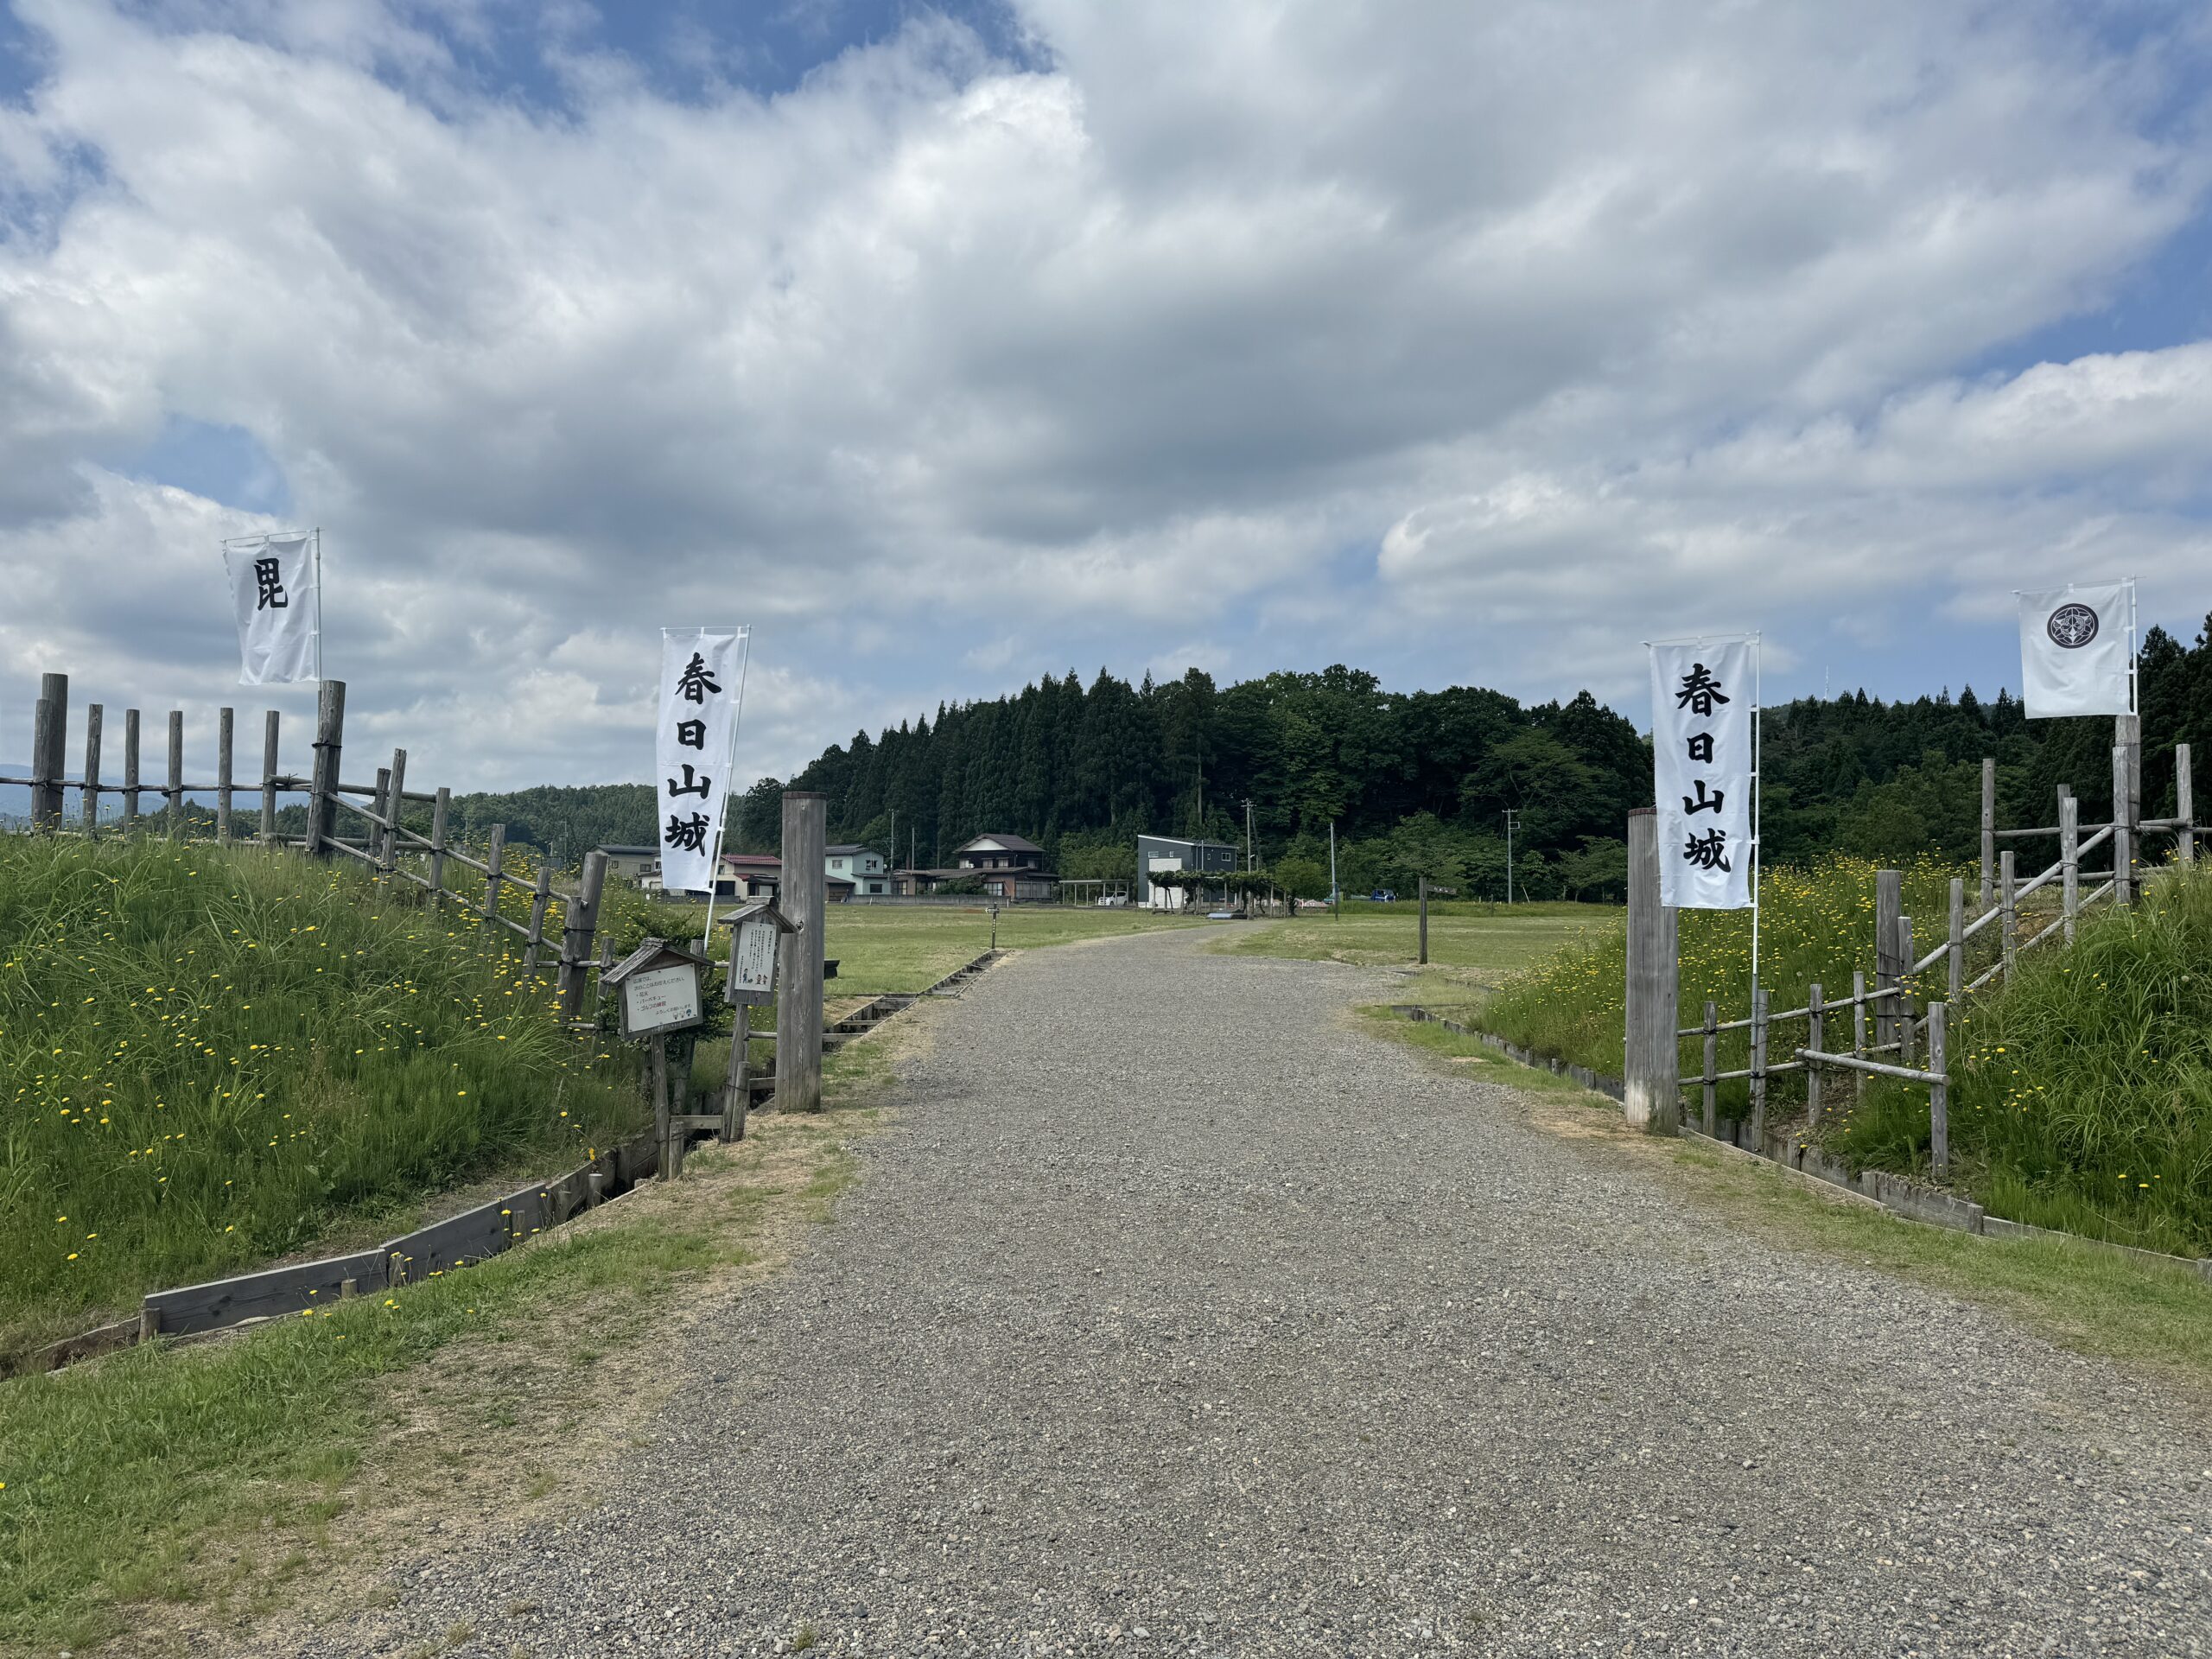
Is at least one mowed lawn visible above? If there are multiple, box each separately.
[1224,899,1619,1003]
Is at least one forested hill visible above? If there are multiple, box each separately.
[462,617,2212,901]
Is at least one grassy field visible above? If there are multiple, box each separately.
[0,837,639,1363]
[1224,899,1617,1002]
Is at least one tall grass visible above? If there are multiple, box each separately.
[1831,868,2212,1255]
[0,836,641,1357]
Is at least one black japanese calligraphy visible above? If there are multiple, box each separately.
[676,717,706,750]
[254,557,288,611]
[664,810,712,852]
[1685,732,1713,763]
[674,652,721,703]
[1682,827,1731,871]
[666,763,712,798]
[1675,663,1729,717]
[1681,779,1726,816]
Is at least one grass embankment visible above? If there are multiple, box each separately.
[1226,899,1614,1000]
[1477,855,2212,1257]
[0,837,639,1362]
[1362,1005,2212,1401]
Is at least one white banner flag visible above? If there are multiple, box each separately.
[656,628,746,895]
[1651,638,1754,910]
[2018,582,2133,719]
[224,533,318,684]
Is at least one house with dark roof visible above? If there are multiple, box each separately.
[826,842,892,897]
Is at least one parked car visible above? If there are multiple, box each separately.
[1370,888,1395,903]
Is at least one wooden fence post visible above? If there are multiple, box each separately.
[1896,915,1915,1069]
[31,671,67,830]
[1851,969,1867,1112]
[1700,1000,1717,1137]
[556,849,607,1023]
[778,791,829,1115]
[722,1007,752,1143]
[2113,742,2133,906]
[1749,986,1769,1145]
[1623,808,1679,1134]
[261,710,280,844]
[2000,850,2018,973]
[307,680,345,858]
[1947,878,1964,1006]
[165,710,183,839]
[1417,875,1429,964]
[82,702,102,839]
[1806,982,1824,1127]
[372,766,391,867]
[2178,743,2195,868]
[524,862,552,972]
[483,824,505,918]
[1873,868,1902,1048]
[216,707,233,845]
[2058,798,2078,945]
[1927,1001,1948,1176]
[380,748,407,876]
[2118,710,2141,868]
[429,785,450,897]
[1979,757,1995,910]
[123,709,141,832]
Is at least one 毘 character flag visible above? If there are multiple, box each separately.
[1650,637,1754,910]
[224,531,320,684]
[2018,581,2133,719]
[656,628,746,894]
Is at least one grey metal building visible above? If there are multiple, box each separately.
[1135,834,1240,906]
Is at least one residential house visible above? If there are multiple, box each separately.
[596,844,660,887]
[826,842,892,897]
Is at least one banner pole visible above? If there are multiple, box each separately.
[314,527,325,683]
[699,628,753,955]
[1750,632,1763,998]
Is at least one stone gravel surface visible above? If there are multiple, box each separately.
[318,928,2212,1656]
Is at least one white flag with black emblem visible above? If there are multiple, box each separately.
[1651,638,1755,910]
[2018,582,2133,719]
[224,532,319,684]
[656,628,747,895]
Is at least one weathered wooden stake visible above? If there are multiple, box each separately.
[261,710,280,844]
[524,862,552,971]
[556,849,607,1023]
[1873,868,1902,1048]
[721,1008,751,1142]
[652,1033,671,1182]
[1623,807,1679,1134]
[165,710,183,839]
[30,671,67,830]
[1927,1001,1949,1175]
[2113,742,2134,906]
[381,747,408,875]
[2058,798,2077,946]
[2178,743,2196,868]
[307,680,346,857]
[1748,986,1769,1144]
[1851,969,1867,1111]
[429,785,450,897]
[1700,1000,1718,1138]
[216,707,234,844]
[483,823,505,918]
[1946,878,1964,1007]
[778,791,830,1115]
[1979,757,1995,910]
[1896,916,1915,1069]
[1806,982,1824,1126]
[121,708,140,831]
[82,702,103,839]
[1417,875,1429,964]
[372,766,391,868]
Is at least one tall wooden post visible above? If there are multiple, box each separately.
[1873,868,1903,1048]
[261,710,280,844]
[123,709,141,832]
[1979,758,1995,910]
[1896,916,1916,1069]
[1946,878,1964,1007]
[2177,743,2195,868]
[429,786,450,897]
[30,671,67,830]
[1623,807,1679,1134]
[216,708,233,844]
[380,747,407,874]
[1417,876,1429,964]
[2001,850,2018,971]
[722,1007,752,1143]
[2058,798,2078,945]
[307,680,346,858]
[556,850,607,1023]
[165,711,183,839]
[1851,970,1867,1112]
[777,791,829,1115]
[483,824,505,918]
[2112,742,2133,906]
[1700,1000,1718,1137]
[371,766,391,864]
[81,703,103,839]
[2118,711,2141,861]
[1927,1001,1949,1175]
[1748,987,1769,1144]
[1805,982,1824,1126]
[524,862,552,971]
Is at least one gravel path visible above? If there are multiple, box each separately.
[325,928,2211,1656]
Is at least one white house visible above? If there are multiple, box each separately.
[826,842,892,897]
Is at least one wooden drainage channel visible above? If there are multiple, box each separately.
[17,948,1006,1379]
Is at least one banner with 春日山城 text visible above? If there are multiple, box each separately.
[1650,638,1754,910]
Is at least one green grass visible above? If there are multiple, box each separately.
[1358,1005,2212,1399]
[1225,899,1614,996]
[0,836,639,1363]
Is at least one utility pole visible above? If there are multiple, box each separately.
[1503,808,1518,906]
[1330,820,1338,918]
[1242,798,1255,872]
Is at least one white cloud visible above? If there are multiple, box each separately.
[0,0,2207,784]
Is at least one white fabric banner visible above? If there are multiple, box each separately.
[1651,639,1754,910]
[2018,582,2133,719]
[224,534,317,684]
[656,628,745,895]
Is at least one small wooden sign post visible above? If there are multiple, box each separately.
[602,938,711,1180]
[718,899,798,1142]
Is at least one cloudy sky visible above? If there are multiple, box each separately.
[3,0,2209,791]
